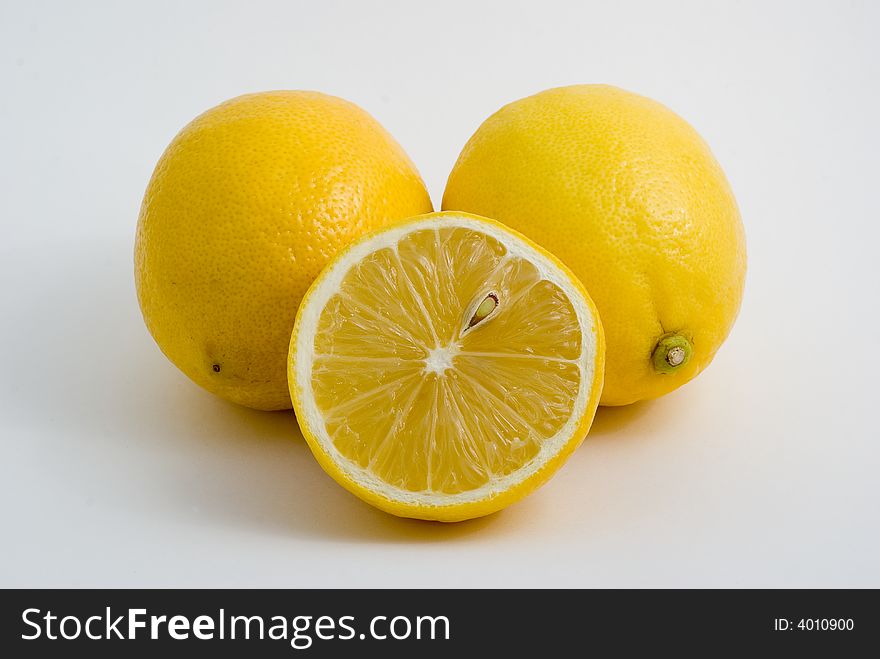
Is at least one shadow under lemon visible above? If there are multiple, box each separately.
[138,389,659,542]
[15,237,655,543]
[587,401,657,442]
[5,239,499,544]
[178,397,654,541]
[166,398,501,543]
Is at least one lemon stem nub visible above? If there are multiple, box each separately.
[468,293,498,328]
[652,333,693,374]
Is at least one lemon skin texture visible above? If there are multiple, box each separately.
[136,91,433,410]
[443,85,746,405]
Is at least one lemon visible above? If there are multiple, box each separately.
[443,85,746,405]
[289,212,605,521]
[135,91,432,410]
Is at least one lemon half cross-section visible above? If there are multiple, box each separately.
[289,212,605,521]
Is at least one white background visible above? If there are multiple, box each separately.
[2,0,878,587]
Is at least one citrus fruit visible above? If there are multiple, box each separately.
[288,212,605,521]
[443,85,746,405]
[135,91,432,410]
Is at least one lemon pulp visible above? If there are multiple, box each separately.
[293,214,600,511]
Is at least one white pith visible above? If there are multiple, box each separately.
[424,345,458,375]
[293,214,598,507]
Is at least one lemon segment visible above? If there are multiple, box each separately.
[289,212,605,521]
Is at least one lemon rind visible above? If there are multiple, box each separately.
[290,211,603,518]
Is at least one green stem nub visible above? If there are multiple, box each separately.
[652,333,693,374]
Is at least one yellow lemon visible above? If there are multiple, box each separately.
[135,91,432,410]
[443,85,746,405]
[289,212,605,521]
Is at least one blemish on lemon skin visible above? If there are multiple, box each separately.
[212,363,221,373]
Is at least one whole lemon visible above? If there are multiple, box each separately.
[136,91,432,410]
[443,85,746,405]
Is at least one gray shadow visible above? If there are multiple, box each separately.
[151,398,502,543]
[6,239,509,543]
[587,401,658,442]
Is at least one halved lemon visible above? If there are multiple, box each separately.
[289,212,605,521]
